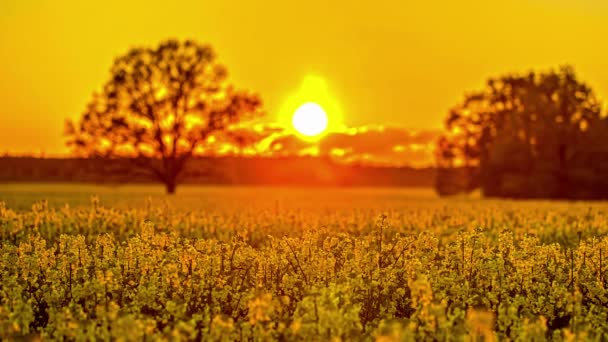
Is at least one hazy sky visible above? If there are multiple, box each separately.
[1,0,607,154]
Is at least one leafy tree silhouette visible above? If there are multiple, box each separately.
[436,66,608,199]
[65,39,262,194]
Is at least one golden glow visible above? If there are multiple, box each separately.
[298,145,320,156]
[279,75,343,137]
[1,0,608,156]
[292,102,328,138]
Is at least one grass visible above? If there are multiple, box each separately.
[0,183,439,211]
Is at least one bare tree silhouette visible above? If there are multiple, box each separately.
[65,39,262,194]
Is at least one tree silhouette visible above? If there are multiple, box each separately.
[436,66,608,198]
[65,39,262,194]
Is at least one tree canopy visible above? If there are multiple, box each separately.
[436,66,608,199]
[65,39,262,193]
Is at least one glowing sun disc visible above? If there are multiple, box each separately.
[292,102,328,137]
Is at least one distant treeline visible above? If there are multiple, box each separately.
[0,157,435,187]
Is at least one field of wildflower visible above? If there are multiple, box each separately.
[1,185,607,341]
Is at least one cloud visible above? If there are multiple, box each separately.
[249,124,441,167]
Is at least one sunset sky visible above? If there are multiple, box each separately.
[1,0,608,165]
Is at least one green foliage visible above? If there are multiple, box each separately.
[1,196,608,341]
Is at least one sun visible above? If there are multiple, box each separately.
[292,102,328,137]
[278,75,343,138]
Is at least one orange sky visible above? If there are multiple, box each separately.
[1,0,608,162]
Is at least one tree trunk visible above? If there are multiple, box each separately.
[165,179,177,195]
